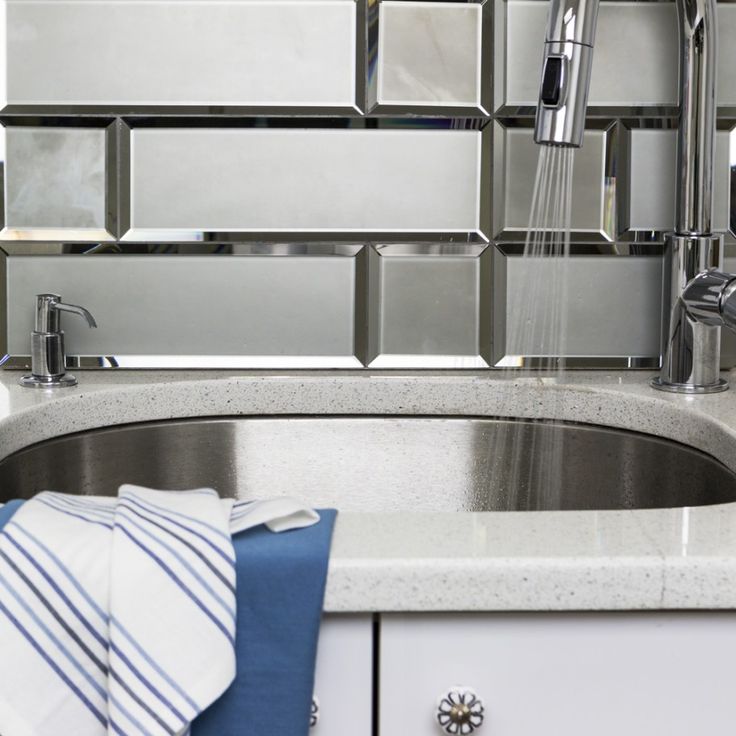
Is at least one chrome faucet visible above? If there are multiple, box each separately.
[20,294,97,389]
[534,0,736,393]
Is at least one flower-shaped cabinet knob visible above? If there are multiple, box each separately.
[310,696,320,728]
[436,687,485,734]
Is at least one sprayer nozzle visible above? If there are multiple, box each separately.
[533,42,593,149]
[534,0,599,148]
[540,56,566,107]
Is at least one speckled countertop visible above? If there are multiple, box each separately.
[1,368,736,613]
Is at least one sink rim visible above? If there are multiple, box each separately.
[2,413,735,513]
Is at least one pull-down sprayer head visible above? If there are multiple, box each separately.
[534,0,600,148]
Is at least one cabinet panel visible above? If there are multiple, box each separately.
[380,612,736,736]
[314,615,373,736]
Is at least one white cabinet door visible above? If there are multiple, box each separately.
[380,612,736,736]
[313,615,373,736]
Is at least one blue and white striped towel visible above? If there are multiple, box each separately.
[0,485,319,736]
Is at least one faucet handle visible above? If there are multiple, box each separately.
[34,294,97,333]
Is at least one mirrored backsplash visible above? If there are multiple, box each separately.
[3,0,736,369]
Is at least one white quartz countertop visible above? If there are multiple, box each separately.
[2,368,736,612]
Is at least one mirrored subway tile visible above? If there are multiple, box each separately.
[2,126,113,242]
[492,122,616,242]
[5,250,364,368]
[7,0,357,109]
[366,245,490,368]
[370,1,489,114]
[624,127,730,236]
[492,249,663,366]
[127,128,483,238]
[498,0,678,110]
[719,4,736,107]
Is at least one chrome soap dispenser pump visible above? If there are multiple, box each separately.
[20,294,97,389]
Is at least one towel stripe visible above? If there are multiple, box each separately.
[116,509,235,623]
[110,616,201,715]
[2,531,109,650]
[10,522,110,626]
[120,495,234,566]
[36,498,113,530]
[108,691,156,736]
[0,547,108,674]
[118,501,235,595]
[0,572,108,703]
[43,493,115,515]
[113,521,235,646]
[108,667,178,735]
[120,508,235,625]
[108,718,130,736]
[0,597,109,727]
[119,493,232,547]
[109,638,192,724]
[42,493,115,519]
[42,495,115,525]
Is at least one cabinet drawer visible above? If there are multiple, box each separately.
[313,615,373,736]
[380,612,736,736]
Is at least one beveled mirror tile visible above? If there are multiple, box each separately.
[128,128,482,238]
[499,0,678,110]
[371,1,487,112]
[492,122,616,242]
[7,0,357,109]
[2,126,112,242]
[719,5,736,107]
[625,128,730,235]
[493,249,663,365]
[5,252,363,367]
[367,245,490,367]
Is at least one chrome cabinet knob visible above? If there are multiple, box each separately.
[310,696,319,728]
[437,687,484,734]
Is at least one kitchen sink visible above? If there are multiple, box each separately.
[0,416,734,511]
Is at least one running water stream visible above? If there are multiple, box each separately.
[491,144,576,511]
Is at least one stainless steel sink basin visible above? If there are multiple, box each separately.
[0,416,735,511]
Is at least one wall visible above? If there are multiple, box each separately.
[2,0,736,369]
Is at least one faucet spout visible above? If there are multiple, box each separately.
[654,0,728,393]
[534,0,733,392]
[676,0,718,236]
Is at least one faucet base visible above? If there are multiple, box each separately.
[19,373,78,389]
[650,376,728,394]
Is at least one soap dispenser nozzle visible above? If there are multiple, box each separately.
[20,294,97,389]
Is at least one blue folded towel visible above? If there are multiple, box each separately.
[0,500,23,532]
[0,500,336,736]
[193,508,337,736]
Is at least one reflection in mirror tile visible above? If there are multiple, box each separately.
[128,128,482,238]
[367,245,490,367]
[498,0,678,110]
[5,252,363,367]
[626,128,730,236]
[3,127,112,242]
[494,250,662,365]
[493,122,616,242]
[719,5,736,107]
[7,0,357,108]
[371,1,486,112]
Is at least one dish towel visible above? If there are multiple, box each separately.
[0,486,320,736]
[191,508,337,736]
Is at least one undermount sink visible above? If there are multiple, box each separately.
[1,416,735,511]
